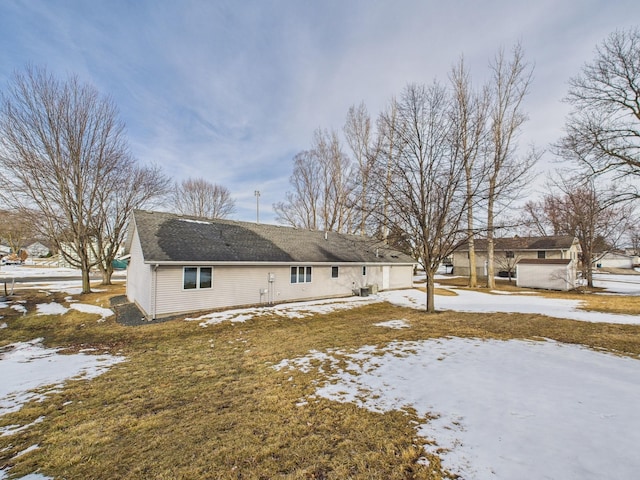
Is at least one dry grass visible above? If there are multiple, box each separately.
[1,283,640,479]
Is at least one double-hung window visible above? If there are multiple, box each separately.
[537,251,546,259]
[331,266,339,278]
[290,266,312,283]
[183,267,212,289]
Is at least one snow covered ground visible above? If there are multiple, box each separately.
[1,268,639,479]
[277,337,640,479]
[0,340,124,480]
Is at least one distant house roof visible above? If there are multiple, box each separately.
[518,258,572,265]
[129,210,415,265]
[458,235,578,252]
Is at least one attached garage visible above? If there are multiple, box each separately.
[516,259,577,291]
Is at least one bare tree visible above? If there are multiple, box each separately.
[0,66,168,292]
[274,150,320,230]
[375,82,468,313]
[494,250,522,282]
[344,102,375,235]
[485,44,536,289]
[172,178,236,219]
[274,129,355,233]
[449,56,490,288]
[0,209,37,255]
[558,27,640,197]
[92,163,169,284]
[375,97,400,242]
[522,178,633,287]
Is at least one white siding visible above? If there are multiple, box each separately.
[516,263,576,291]
[151,263,413,318]
[126,227,153,315]
[389,265,412,289]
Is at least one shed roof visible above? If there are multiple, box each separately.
[518,258,572,265]
[459,235,577,252]
[129,210,415,265]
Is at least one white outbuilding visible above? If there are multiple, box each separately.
[516,258,577,291]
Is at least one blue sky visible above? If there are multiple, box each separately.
[1,1,638,222]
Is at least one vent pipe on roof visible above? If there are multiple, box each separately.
[324,231,328,240]
[376,248,379,258]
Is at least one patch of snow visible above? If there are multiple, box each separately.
[179,218,211,225]
[0,471,50,480]
[0,323,7,329]
[70,303,113,321]
[1,417,45,437]
[191,296,381,326]
[282,337,640,479]
[0,339,125,417]
[36,302,69,316]
[380,288,640,325]
[11,443,39,458]
[374,319,410,329]
[11,304,26,314]
[592,273,640,295]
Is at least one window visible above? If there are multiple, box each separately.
[537,251,546,259]
[199,267,212,288]
[331,266,339,278]
[184,267,197,289]
[290,266,312,283]
[362,266,367,276]
[506,251,514,259]
[183,267,212,289]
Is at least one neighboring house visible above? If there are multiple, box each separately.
[57,241,99,268]
[593,250,640,269]
[126,210,416,320]
[25,241,50,258]
[452,235,581,277]
[516,259,578,291]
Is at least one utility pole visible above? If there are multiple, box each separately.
[254,190,260,223]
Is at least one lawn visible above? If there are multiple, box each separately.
[1,281,640,479]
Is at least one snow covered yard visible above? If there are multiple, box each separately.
[277,337,640,479]
[1,269,639,479]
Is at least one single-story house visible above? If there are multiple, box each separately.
[452,235,581,277]
[593,250,640,270]
[125,210,416,320]
[25,241,50,258]
[516,258,578,291]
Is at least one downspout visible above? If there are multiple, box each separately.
[152,264,159,320]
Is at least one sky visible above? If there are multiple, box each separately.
[1,1,639,223]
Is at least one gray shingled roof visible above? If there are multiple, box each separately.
[130,210,415,264]
[458,235,577,252]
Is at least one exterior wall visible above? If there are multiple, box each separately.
[452,245,580,277]
[389,264,413,289]
[595,253,634,269]
[151,263,413,319]
[516,263,576,291]
[126,229,153,315]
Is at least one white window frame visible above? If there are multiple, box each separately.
[183,266,213,290]
[290,266,312,284]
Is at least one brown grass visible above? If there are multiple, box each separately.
[1,283,639,479]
